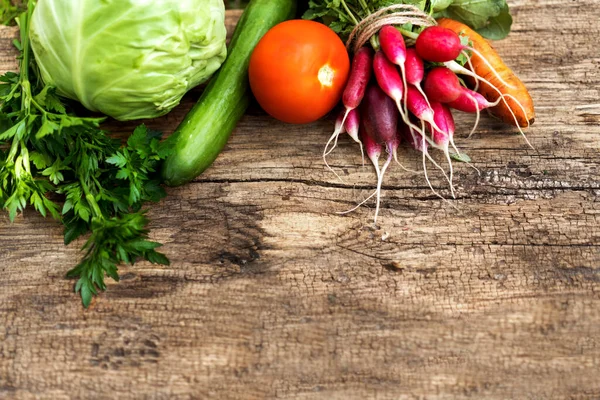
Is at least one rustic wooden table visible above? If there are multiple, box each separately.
[1,2,599,399]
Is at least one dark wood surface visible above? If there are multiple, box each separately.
[1,2,599,399]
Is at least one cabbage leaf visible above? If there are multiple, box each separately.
[29,0,227,121]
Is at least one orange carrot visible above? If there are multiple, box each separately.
[437,18,535,128]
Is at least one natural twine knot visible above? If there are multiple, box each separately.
[346,4,437,54]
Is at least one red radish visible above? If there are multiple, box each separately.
[379,26,407,65]
[417,26,514,88]
[373,50,404,111]
[373,50,410,125]
[324,47,373,171]
[379,25,409,117]
[362,84,399,146]
[448,88,502,135]
[404,48,424,87]
[361,83,399,224]
[416,27,516,91]
[347,123,383,217]
[403,47,432,113]
[444,60,532,146]
[448,86,533,149]
[448,86,515,141]
[361,124,382,173]
[344,108,364,165]
[335,111,346,135]
[343,47,374,110]
[445,60,516,101]
[373,53,436,139]
[416,26,462,62]
[429,103,455,148]
[406,84,442,133]
[324,109,365,162]
[424,67,462,103]
[448,88,494,113]
[448,87,498,137]
[428,102,457,198]
[387,123,416,174]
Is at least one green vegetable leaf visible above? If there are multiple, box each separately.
[450,152,472,163]
[41,158,69,184]
[440,0,506,30]
[106,152,128,169]
[1,0,26,26]
[29,151,51,169]
[63,217,89,245]
[67,212,169,307]
[29,0,228,121]
[454,35,472,66]
[431,0,453,13]
[36,116,61,139]
[34,86,66,114]
[476,3,512,40]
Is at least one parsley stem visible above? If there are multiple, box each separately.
[79,177,103,221]
[7,134,20,160]
[17,3,33,113]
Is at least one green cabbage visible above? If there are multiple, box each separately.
[29,0,227,121]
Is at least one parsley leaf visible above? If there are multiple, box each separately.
[0,2,172,307]
[67,212,169,308]
[1,0,26,26]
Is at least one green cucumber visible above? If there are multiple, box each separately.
[162,0,297,186]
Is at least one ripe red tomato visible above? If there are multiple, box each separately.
[249,20,350,124]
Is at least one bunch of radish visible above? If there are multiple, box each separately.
[326,21,535,224]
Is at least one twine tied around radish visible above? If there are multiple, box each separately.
[345,5,437,54]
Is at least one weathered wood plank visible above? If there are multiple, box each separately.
[1,3,600,400]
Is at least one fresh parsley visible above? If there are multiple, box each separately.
[0,0,25,26]
[1,3,172,307]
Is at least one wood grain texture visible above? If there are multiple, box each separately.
[1,2,600,399]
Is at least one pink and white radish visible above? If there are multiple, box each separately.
[360,83,399,224]
[404,47,431,110]
[344,108,364,165]
[444,60,533,146]
[423,66,462,104]
[416,26,513,88]
[415,26,529,125]
[428,102,457,197]
[373,50,410,126]
[406,84,443,133]
[323,46,373,172]
[415,26,463,63]
[379,25,409,116]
